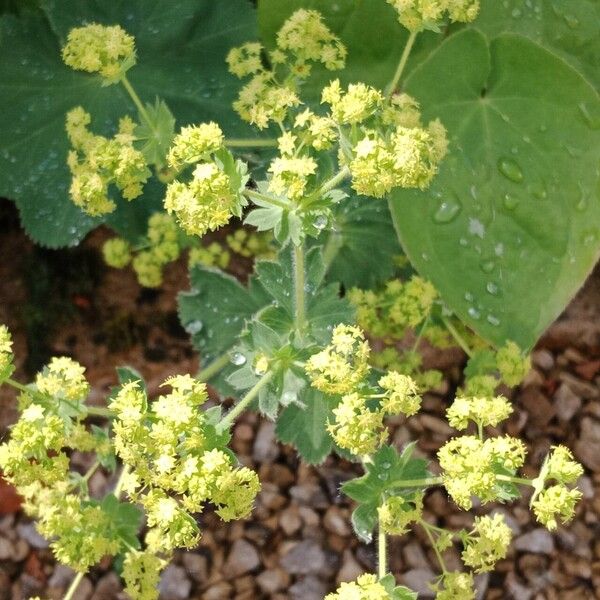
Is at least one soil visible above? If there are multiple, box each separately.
[1,199,599,600]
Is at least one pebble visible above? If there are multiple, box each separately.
[0,537,14,561]
[288,575,328,600]
[336,549,364,583]
[256,568,289,593]
[280,540,326,575]
[224,539,261,578]
[90,572,121,600]
[575,417,600,472]
[554,383,582,422]
[323,506,350,537]
[514,529,555,555]
[401,568,435,598]
[16,523,49,549]
[252,421,278,463]
[532,349,554,371]
[158,565,192,600]
[181,552,208,583]
[279,506,302,535]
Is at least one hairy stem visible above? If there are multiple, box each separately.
[317,165,351,196]
[198,353,231,382]
[120,75,154,132]
[322,230,344,274]
[63,571,84,600]
[441,317,473,358]
[496,474,533,486]
[5,377,31,395]
[244,188,292,210]
[293,242,306,331]
[378,526,387,579]
[113,464,130,499]
[225,138,278,148]
[217,371,274,432]
[86,406,114,418]
[422,520,448,574]
[388,476,443,489]
[386,31,418,100]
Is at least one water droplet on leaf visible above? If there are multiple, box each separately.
[433,196,462,224]
[497,157,523,183]
[186,320,203,334]
[502,193,519,210]
[230,352,247,366]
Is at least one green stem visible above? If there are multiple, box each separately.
[378,526,387,580]
[198,353,231,382]
[441,317,473,358]
[82,461,100,484]
[225,138,278,148]
[421,521,448,574]
[217,371,274,433]
[293,242,306,331]
[322,230,344,274]
[86,406,114,418]
[317,165,351,196]
[411,314,431,352]
[63,571,85,600]
[386,31,418,100]
[5,377,31,395]
[388,476,443,489]
[496,474,533,487]
[244,188,291,210]
[113,464,130,499]
[120,74,153,130]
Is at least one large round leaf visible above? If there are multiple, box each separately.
[0,1,256,247]
[389,29,600,350]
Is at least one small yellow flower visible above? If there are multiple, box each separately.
[462,514,512,572]
[102,238,132,268]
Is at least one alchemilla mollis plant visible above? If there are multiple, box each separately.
[0,1,596,599]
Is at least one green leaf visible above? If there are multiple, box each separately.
[258,0,412,98]
[467,0,600,91]
[0,0,257,247]
[389,29,600,350]
[135,99,176,167]
[98,494,143,550]
[322,194,401,289]
[275,387,333,464]
[116,366,146,389]
[351,501,378,543]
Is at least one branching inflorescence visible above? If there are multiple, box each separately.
[0,3,586,600]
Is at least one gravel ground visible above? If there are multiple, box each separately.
[1,202,599,600]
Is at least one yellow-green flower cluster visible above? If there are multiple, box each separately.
[378,493,423,535]
[166,123,224,171]
[531,445,584,530]
[123,550,166,600]
[268,155,317,200]
[276,9,347,72]
[66,107,150,216]
[378,371,421,416]
[35,356,90,404]
[438,435,526,509]
[461,514,512,573]
[62,24,136,81]
[165,124,245,237]
[434,571,475,600]
[102,237,132,268]
[372,347,443,392]
[0,324,14,382]
[110,375,260,553]
[329,392,386,456]
[319,81,447,197]
[325,573,390,600]
[227,10,345,129]
[226,229,276,260]
[387,0,480,32]
[496,341,530,386]
[349,276,438,340]
[305,324,370,394]
[446,395,512,431]
[188,242,231,270]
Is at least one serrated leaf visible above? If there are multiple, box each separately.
[275,387,333,464]
[323,194,401,289]
[390,29,600,350]
[0,0,257,246]
[116,366,146,389]
[135,99,176,167]
[351,501,378,543]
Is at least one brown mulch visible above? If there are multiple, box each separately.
[1,200,600,600]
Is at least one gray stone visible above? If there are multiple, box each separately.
[554,383,582,422]
[16,523,49,549]
[514,529,555,555]
[224,539,261,578]
[256,568,289,593]
[0,537,14,561]
[401,568,436,598]
[575,417,600,472]
[181,552,208,583]
[158,565,192,600]
[280,540,326,575]
[289,575,328,600]
[253,421,279,463]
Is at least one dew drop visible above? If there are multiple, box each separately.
[381,462,392,469]
[314,214,328,230]
[564,13,579,28]
[502,193,519,210]
[487,314,501,326]
[468,217,485,239]
[468,307,481,320]
[378,472,389,481]
[576,195,588,212]
[186,320,204,334]
[459,237,469,247]
[282,391,297,404]
[230,352,247,366]
[486,281,500,295]
[465,292,474,302]
[497,157,523,183]
[480,259,496,273]
[528,182,547,200]
[581,229,598,246]
[433,196,462,224]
